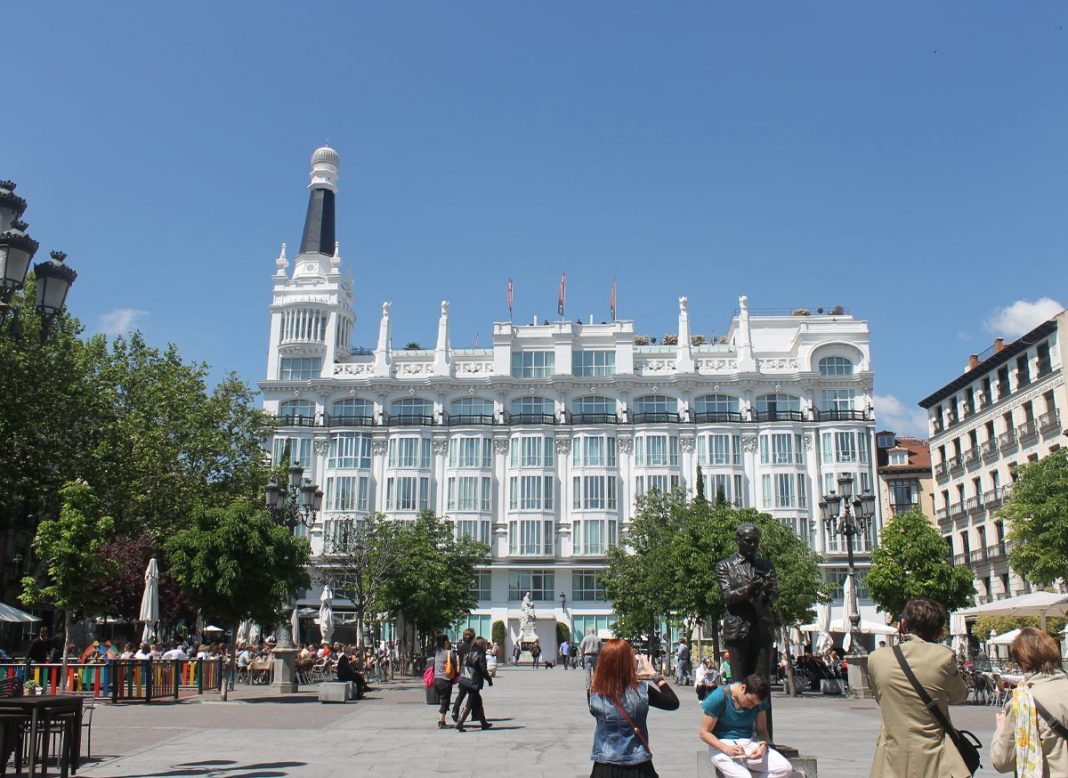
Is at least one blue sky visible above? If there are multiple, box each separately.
[6,2,1067,436]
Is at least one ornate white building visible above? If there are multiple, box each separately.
[260,147,884,654]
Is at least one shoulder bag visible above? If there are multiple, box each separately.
[1033,697,1068,740]
[892,644,982,775]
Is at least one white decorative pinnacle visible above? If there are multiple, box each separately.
[275,243,288,276]
[330,241,341,272]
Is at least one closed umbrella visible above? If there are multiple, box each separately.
[139,558,160,643]
[840,575,858,653]
[291,607,300,645]
[236,619,252,644]
[319,585,335,645]
[950,613,968,657]
[815,601,834,657]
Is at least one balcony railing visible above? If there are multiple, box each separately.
[1018,420,1038,442]
[981,440,998,460]
[983,489,1003,509]
[324,414,376,427]
[953,553,968,566]
[445,413,497,427]
[691,411,744,424]
[892,501,918,515]
[753,409,806,423]
[816,409,868,422]
[934,462,948,480]
[570,412,621,425]
[275,414,318,427]
[986,542,1008,563]
[964,448,979,466]
[1039,410,1060,434]
[631,411,682,424]
[965,496,983,514]
[387,414,436,427]
[999,431,1018,452]
[507,412,557,426]
[969,547,988,564]
[948,457,964,475]
[936,505,949,521]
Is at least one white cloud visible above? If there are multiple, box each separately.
[984,297,1064,339]
[956,331,970,341]
[98,308,148,336]
[874,394,928,438]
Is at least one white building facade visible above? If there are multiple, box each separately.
[919,312,1067,604]
[260,147,885,655]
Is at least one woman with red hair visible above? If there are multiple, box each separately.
[588,638,679,777]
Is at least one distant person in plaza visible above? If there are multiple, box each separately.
[700,673,793,777]
[560,638,572,669]
[26,627,53,664]
[695,658,720,701]
[512,642,521,664]
[588,638,679,777]
[432,635,457,729]
[531,640,542,668]
[580,628,604,690]
[451,629,476,724]
[868,597,969,778]
[720,651,732,683]
[456,636,493,732]
[715,522,779,683]
[990,627,1068,775]
[676,638,692,686]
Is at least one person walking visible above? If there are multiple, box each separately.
[561,638,572,670]
[588,638,679,777]
[431,635,457,729]
[512,642,521,665]
[699,673,794,777]
[868,597,970,778]
[456,637,494,732]
[676,638,692,686]
[450,628,476,724]
[990,627,1068,776]
[531,641,542,669]
[580,627,604,690]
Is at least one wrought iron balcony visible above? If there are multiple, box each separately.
[752,409,805,423]
[981,440,999,460]
[275,413,318,427]
[1018,420,1038,442]
[387,414,436,427]
[998,431,1018,452]
[570,412,620,425]
[983,489,1003,509]
[953,553,968,566]
[507,412,557,426]
[1039,410,1060,434]
[631,411,682,424]
[816,409,868,422]
[936,505,949,521]
[964,448,979,466]
[934,462,948,480]
[965,496,982,514]
[324,413,376,427]
[986,542,1008,563]
[948,457,964,475]
[892,501,918,515]
[446,413,497,427]
[691,410,744,424]
[969,547,988,564]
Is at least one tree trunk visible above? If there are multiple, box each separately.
[61,610,71,692]
[356,604,365,649]
[780,626,798,696]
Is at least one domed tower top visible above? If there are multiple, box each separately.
[299,145,340,256]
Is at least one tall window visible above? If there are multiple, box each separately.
[818,356,854,375]
[634,435,679,466]
[278,399,315,424]
[572,436,616,467]
[449,437,492,468]
[324,476,370,512]
[272,436,311,468]
[634,474,680,496]
[754,394,802,420]
[279,357,322,380]
[573,396,616,419]
[385,476,431,511]
[761,473,796,508]
[820,390,855,411]
[510,436,554,467]
[471,571,492,600]
[572,476,617,510]
[508,519,553,556]
[693,394,740,421]
[327,432,372,469]
[632,395,677,421]
[701,473,745,506]
[572,570,607,601]
[447,476,493,512]
[508,570,554,600]
[511,396,554,422]
[391,398,434,421]
[697,434,740,466]
[508,475,555,510]
[573,519,617,556]
[450,397,495,422]
[387,437,431,468]
[511,350,555,378]
[332,398,374,423]
[572,350,616,376]
[759,433,802,465]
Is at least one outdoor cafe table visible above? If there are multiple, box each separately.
[0,694,83,777]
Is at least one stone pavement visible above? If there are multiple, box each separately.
[78,666,1002,777]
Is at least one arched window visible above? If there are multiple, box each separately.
[572,396,618,424]
[450,397,496,425]
[279,399,316,426]
[331,398,374,426]
[818,356,854,376]
[390,398,434,426]
[693,394,741,422]
[754,394,802,422]
[510,397,555,425]
[631,395,679,423]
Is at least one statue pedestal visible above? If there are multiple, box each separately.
[846,654,873,699]
[271,648,300,694]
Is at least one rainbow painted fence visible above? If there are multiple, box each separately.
[1,658,224,702]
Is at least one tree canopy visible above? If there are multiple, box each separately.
[164,500,310,627]
[1001,449,1068,586]
[866,509,975,618]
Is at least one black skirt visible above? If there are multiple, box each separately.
[590,761,658,778]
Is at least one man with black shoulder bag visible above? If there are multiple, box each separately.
[868,597,978,777]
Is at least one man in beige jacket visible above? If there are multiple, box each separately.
[868,597,970,778]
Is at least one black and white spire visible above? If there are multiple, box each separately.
[298,146,339,257]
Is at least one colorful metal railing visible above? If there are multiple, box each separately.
[0,658,223,702]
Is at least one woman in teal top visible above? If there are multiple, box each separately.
[698,674,794,778]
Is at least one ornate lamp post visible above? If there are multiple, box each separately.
[819,474,876,657]
[264,462,322,692]
[0,181,77,338]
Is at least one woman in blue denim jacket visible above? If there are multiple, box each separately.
[589,638,679,777]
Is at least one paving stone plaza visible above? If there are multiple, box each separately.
[78,666,1003,778]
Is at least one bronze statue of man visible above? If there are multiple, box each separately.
[715,522,779,683]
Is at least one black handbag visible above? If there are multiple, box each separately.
[893,645,982,775]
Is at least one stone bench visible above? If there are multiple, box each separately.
[319,681,354,703]
[700,749,817,777]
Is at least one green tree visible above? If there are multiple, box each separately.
[867,510,975,618]
[378,511,488,662]
[19,480,117,681]
[320,514,407,647]
[164,500,310,628]
[1001,449,1068,585]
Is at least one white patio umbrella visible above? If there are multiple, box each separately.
[989,628,1022,646]
[319,585,335,645]
[950,613,968,656]
[956,591,1068,631]
[139,558,160,643]
[0,602,42,623]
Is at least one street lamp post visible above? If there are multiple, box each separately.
[264,462,322,692]
[819,474,876,657]
[0,181,77,339]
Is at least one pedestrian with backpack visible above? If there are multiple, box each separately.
[450,629,476,724]
[456,637,494,732]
